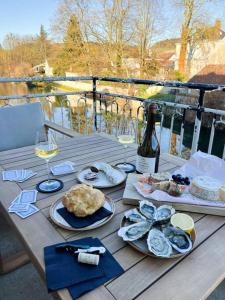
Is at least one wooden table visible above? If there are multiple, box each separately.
[1,134,225,300]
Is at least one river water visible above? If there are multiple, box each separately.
[0,82,224,158]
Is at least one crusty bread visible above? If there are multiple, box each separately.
[62,184,105,217]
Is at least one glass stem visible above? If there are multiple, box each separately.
[124,145,128,164]
[46,160,50,183]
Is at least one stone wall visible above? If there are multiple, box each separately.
[174,90,225,127]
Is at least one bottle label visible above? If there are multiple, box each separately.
[136,155,156,174]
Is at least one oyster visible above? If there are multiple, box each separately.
[118,221,152,241]
[139,200,156,220]
[147,228,172,257]
[156,205,175,224]
[163,226,192,254]
[124,208,146,223]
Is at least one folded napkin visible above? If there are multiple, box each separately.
[51,161,75,175]
[57,206,113,228]
[44,237,124,299]
[2,169,36,182]
[92,162,119,184]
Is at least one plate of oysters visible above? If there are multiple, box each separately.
[77,162,127,188]
[118,200,196,258]
[50,184,115,231]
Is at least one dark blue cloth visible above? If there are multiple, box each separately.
[57,207,113,228]
[44,237,124,299]
[44,238,104,291]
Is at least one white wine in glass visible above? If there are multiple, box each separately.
[116,115,136,173]
[35,130,63,193]
[35,144,59,160]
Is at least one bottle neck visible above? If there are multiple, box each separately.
[145,111,156,132]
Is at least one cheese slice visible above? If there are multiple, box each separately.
[190,176,221,201]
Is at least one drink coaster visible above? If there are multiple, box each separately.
[36,179,64,193]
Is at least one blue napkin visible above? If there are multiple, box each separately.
[44,237,124,299]
[57,207,113,228]
[44,238,104,291]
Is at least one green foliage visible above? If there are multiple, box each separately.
[60,14,84,71]
[39,25,47,41]
[148,93,176,102]
[138,85,149,98]
[173,71,187,82]
[38,24,49,61]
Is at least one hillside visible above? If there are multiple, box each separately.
[151,38,180,53]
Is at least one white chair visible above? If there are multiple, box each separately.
[0,102,78,152]
[0,102,47,151]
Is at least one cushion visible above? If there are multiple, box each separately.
[0,102,45,151]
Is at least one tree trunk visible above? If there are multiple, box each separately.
[178,26,189,74]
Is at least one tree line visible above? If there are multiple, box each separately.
[0,0,223,79]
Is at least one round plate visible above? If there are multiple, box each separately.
[77,166,127,188]
[120,217,196,259]
[50,196,115,231]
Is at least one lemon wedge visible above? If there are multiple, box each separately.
[171,213,194,233]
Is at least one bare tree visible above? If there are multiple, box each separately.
[90,0,133,76]
[132,0,161,78]
[186,19,222,74]
[175,0,216,75]
[177,0,195,74]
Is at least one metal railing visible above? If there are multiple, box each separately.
[0,76,225,159]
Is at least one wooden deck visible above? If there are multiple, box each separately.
[0,134,225,300]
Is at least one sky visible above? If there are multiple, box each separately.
[0,0,58,44]
[0,0,224,45]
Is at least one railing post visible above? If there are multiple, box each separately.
[191,89,205,155]
[92,77,97,131]
[208,116,216,154]
[178,109,186,156]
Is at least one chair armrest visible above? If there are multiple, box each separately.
[44,121,80,138]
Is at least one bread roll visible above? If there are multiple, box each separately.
[62,184,105,217]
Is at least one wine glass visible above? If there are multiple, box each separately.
[115,113,136,173]
[35,130,63,193]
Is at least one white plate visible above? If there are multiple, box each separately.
[77,166,127,188]
[50,196,115,231]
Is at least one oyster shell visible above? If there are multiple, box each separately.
[147,228,172,257]
[124,208,146,223]
[118,221,152,241]
[156,205,175,224]
[139,200,156,220]
[163,226,192,254]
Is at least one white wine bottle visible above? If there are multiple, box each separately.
[136,103,160,174]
